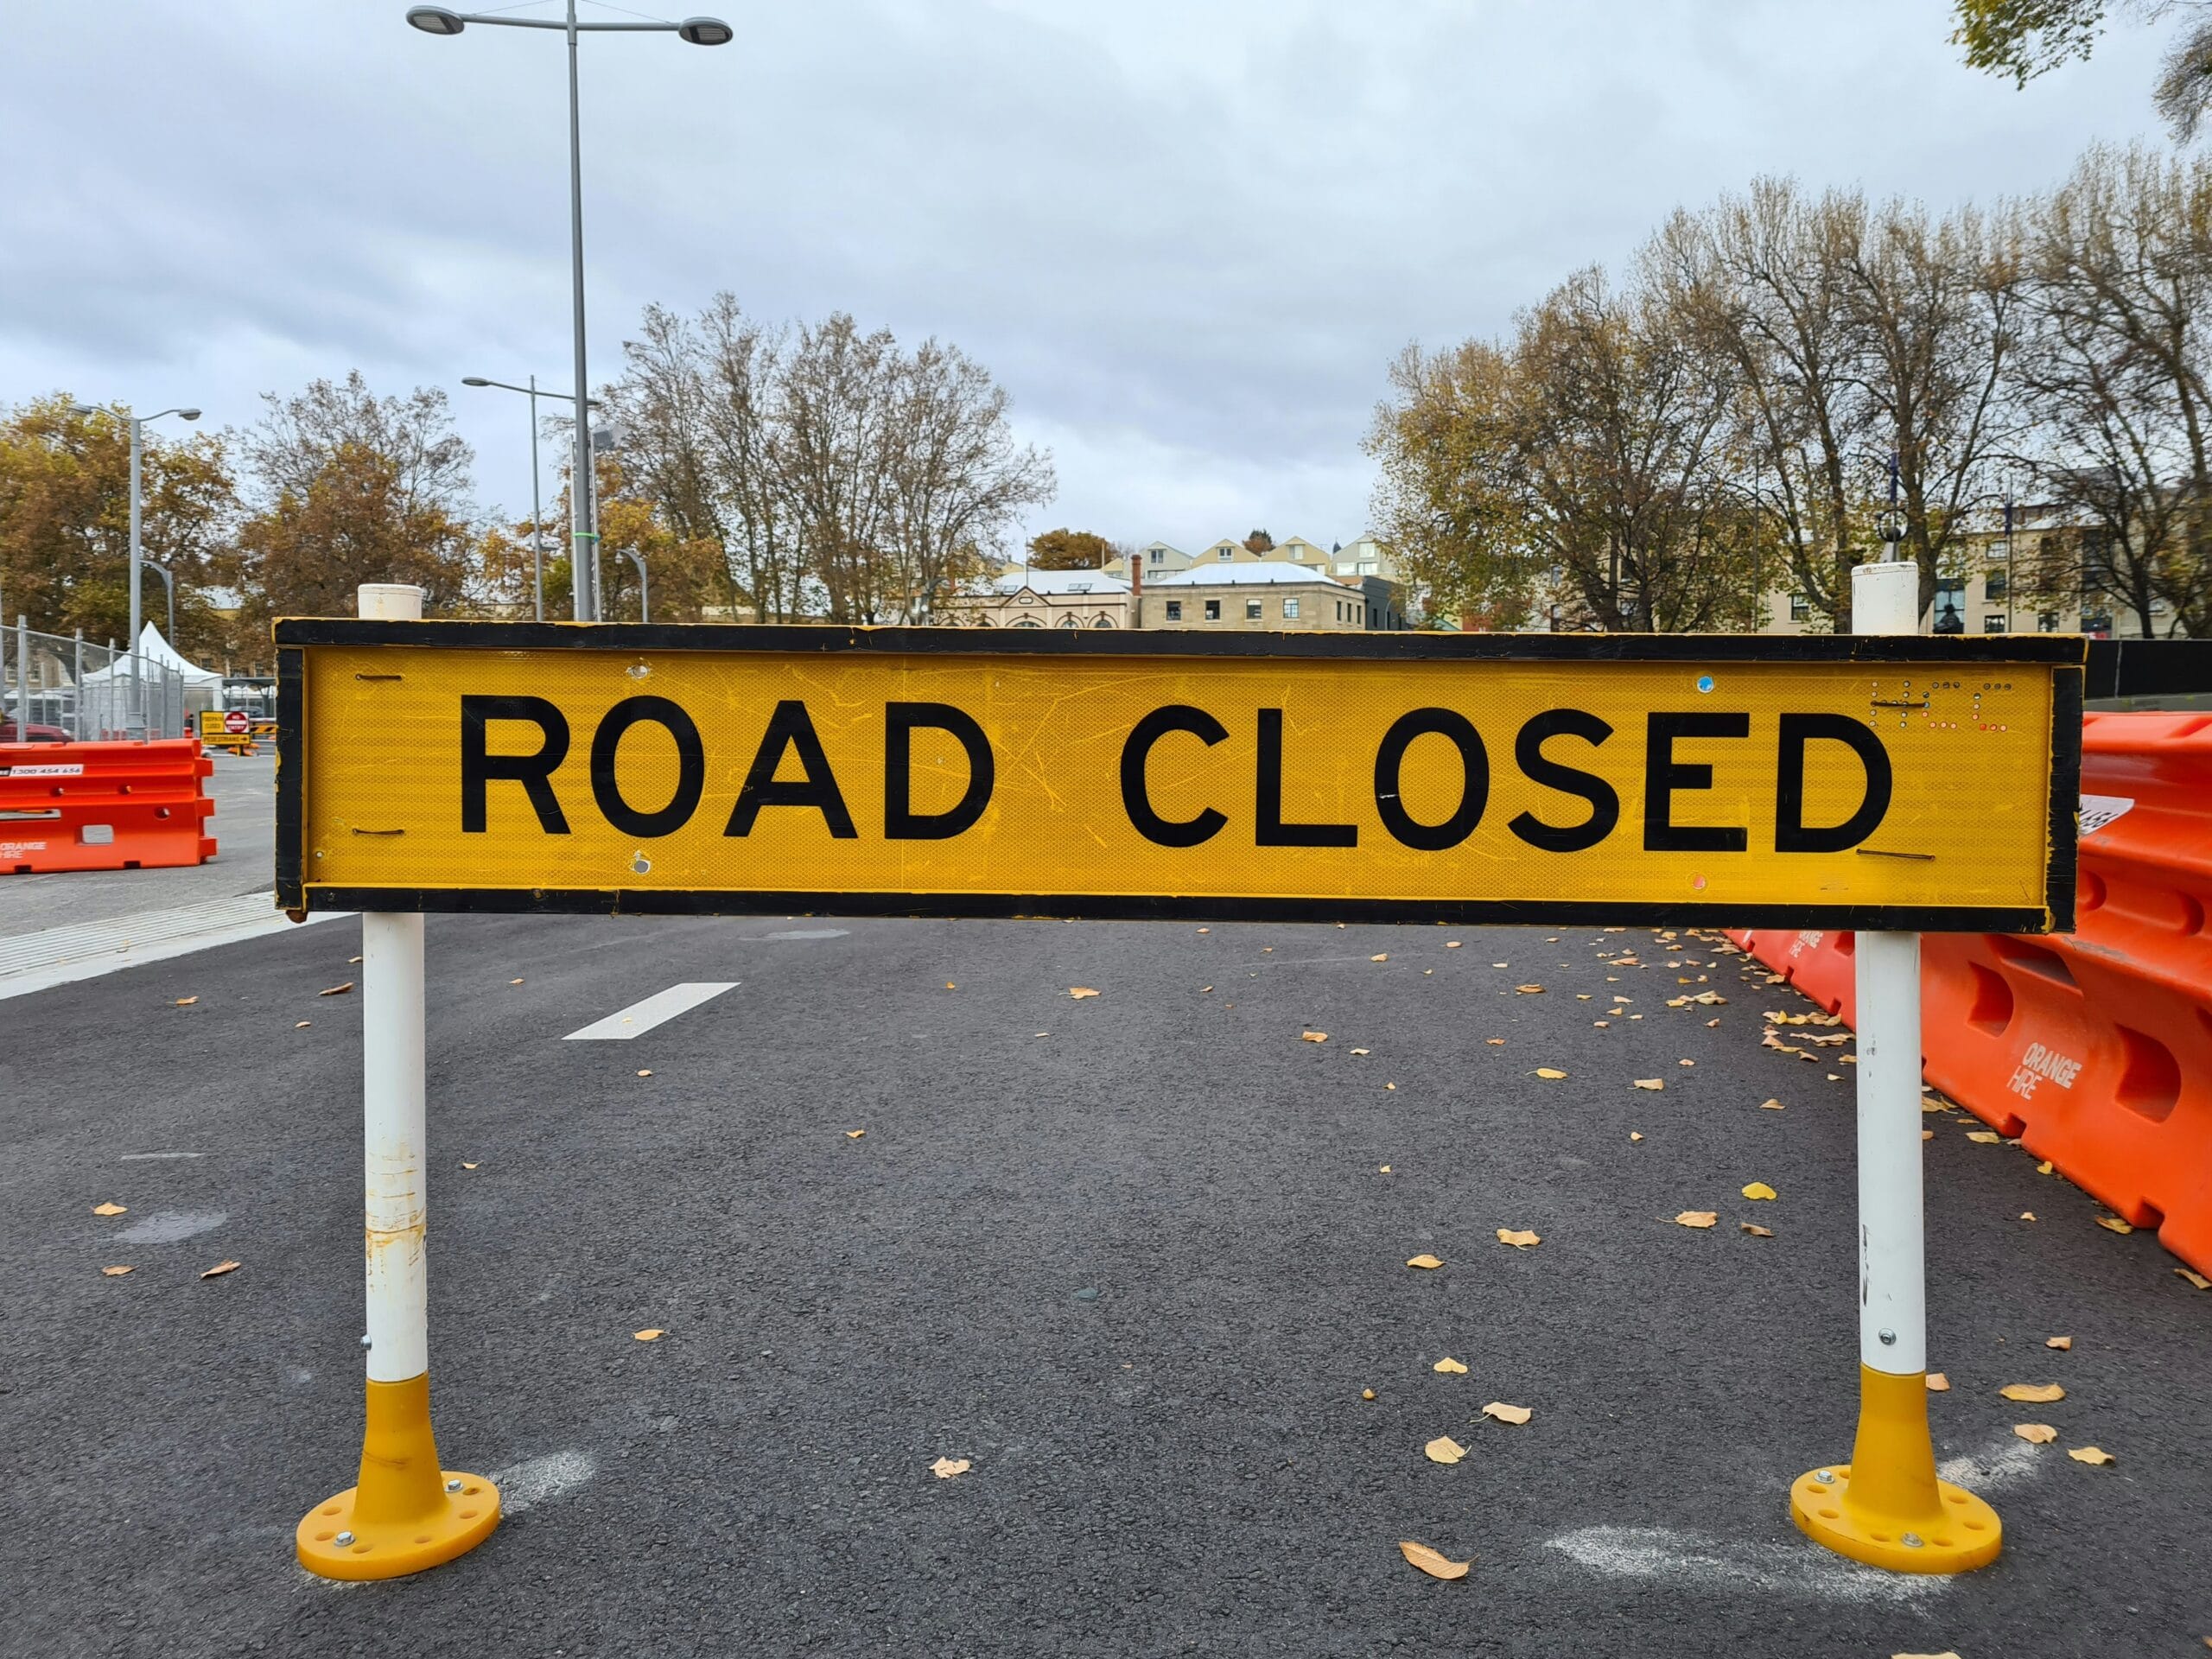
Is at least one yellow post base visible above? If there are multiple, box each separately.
[1791,1365,2000,1574]
[296,1373,499,1581]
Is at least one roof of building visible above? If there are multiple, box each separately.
[1149,560,1355,588]
[978,567,1130,596]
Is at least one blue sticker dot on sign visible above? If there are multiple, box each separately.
[1696,675,1715,694]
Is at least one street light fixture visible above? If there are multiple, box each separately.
[68,400,200,738]
[461,375,602,621]
[408,2,729,620]
[143,557,177,649]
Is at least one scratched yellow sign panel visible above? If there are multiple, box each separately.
[297,645,2056,914]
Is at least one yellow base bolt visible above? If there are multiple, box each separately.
[296,1373,499,1581]
[1792,1366,2000,1574]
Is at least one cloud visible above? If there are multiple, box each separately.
[0,0,2171,548]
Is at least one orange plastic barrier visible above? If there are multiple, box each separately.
[0,738,218,874]
[1727,712,2212,1277]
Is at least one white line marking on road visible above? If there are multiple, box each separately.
[114,1209,226,1243]
[747,928,848,941]
[1545,1524,1943,1604]
[1938,1435,2046,1492]
[563,982,737,1041]
[491,1448,596,1516]
[120,1151,205,1160]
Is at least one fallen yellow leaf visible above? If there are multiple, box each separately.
[2067,1446,2114,1466]
[1514,984,1545,995]
[294,1020,312,1028]
[1385,1083,1397,1091]
[636,1069,653,1077]
[1924,1373,1950,1391]
[930,1456,971,1478]
[1675,1211,1718,1230]
[1406,1253,1444,1269]
[2036,1160,2055,1175]
[1423,1435,1466,1465]
[1068,987,1100,999]
[2013,1422,2057,1444]
[1891,1651,1964,1659]
[946,982,956,990]
[845,1129,866,1139]
[1302,1031,1329,1044]
[633,1328,664,1341]
[1741,1181,1777,1201]
[174,996,198,1007]
[1739,1223,1773,1237]
[1759,1098,1784,1111]
[1496,1229,1541,1249]
[461,1161,480,1170]
[1967,1131,2002,1144]
[1481,1401,1532,1426]
[1397,1539,1471,1580]
[1629,1131,1644,1142]
[2046,1336,2073,1351]
[1444,941,1462,949]
[511,978,524,985]
[2019,1211,2037,1221]
[1592,1020,1611,1027]
[92,1202,127,1217]
[1535,1067,1567,1079]
[1999,1382,2065,1402]
[100,1265,132,1277]
[1362,1388,1376,1400]
[2095,1216,2134,1235]
[200,1260,241,1279]
[2179,1268,2212,1290]
[1351,1047,1370,1055]
[1632,1078,1665,1091]
[1378,1166,1392,1173]
[1484,1038,1505,1046]
[1433,1357,1468,1374]
[1370,953,1389,963]
[319,982,354,997]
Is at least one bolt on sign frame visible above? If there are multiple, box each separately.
[274,610,2083,1584]
[276,621,2082,933]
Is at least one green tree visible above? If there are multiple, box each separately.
[1025,527,1115,569]
[1953,0,2212,138]
[0,394,235,658]
[234,373,477,628]
[1243,528,1274,554]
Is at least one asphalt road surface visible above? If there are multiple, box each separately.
[2,910,2207,1657]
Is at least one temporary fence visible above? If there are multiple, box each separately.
[1728,710,2212,1279]
[0,621,204,742]
[0,736,218,874]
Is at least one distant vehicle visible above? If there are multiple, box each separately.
[0,717,69,743]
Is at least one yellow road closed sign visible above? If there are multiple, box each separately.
[274,621,2083,931]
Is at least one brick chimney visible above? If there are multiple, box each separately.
[1128,547,1142,627]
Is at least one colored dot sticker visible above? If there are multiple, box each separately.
[1695,675,1715,694]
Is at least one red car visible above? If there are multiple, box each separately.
[0,717,70,743]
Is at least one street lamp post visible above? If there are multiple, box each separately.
[71,402,200,738]
[408,3,730,621]
[620,547,649,622]
[144,558,177,649]
[461,376,601,620]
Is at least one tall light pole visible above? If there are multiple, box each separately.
[71,402,200,737]
[461,376,601,620]
[144,557,177,648]
[407,3,731,621]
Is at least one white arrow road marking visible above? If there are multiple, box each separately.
[563,982,737,1042]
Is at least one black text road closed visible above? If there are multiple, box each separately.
[276,623,2082,931]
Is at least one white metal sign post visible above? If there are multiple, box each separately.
[1789,559,2002,1573]
[295,584,500,1580]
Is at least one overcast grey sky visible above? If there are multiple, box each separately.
[0,1,2173,556]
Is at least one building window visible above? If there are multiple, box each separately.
[1058,612,1079,627]
[2082,611,2112,638]
[1983,615,2008,633]
[1092,615,1115,628]
[1789,593,1810,621]
[1217,548,1233,560]
[1164,601,1182,622]
[1012,618,1042,628]
[1246,600,1262,620]
[1933,578,1966,635]
[1149,549,1161,563]
[2038,611,2060,632]
[1205,599,1221,620]
[1283,598,1300,619]
[1985,569,2008,601]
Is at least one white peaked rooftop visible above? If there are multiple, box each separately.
[1148,560,1355,588]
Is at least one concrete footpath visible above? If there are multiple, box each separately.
[0,909,2206,1656]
